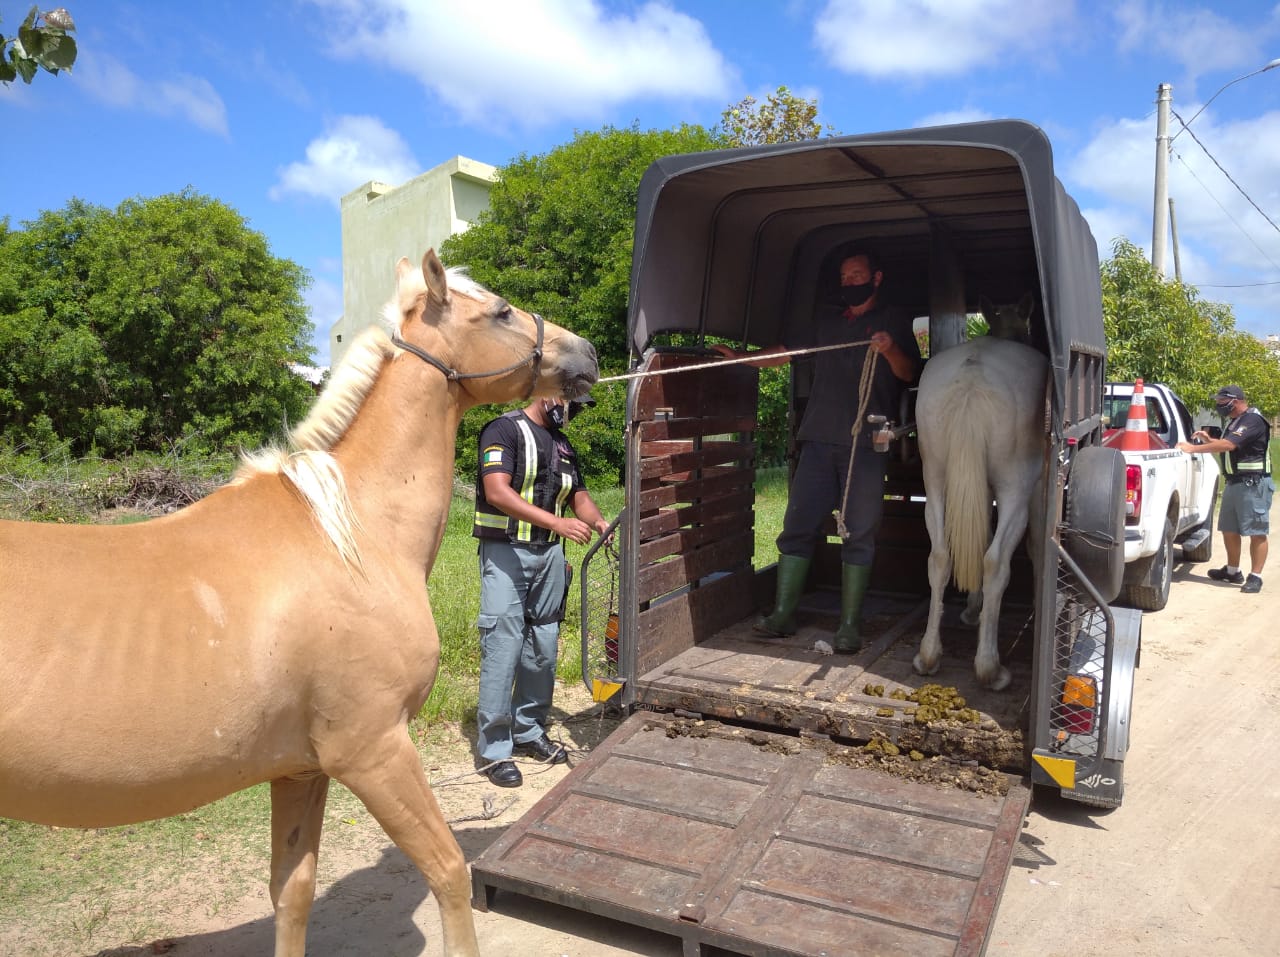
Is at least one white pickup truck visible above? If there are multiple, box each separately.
[1102,381,1221,610]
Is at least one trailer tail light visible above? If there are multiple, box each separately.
[1059,674,1097,733]
[605,613,620,667]
[1124,464,1142,525]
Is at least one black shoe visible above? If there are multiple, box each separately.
[1242,574,1263,594]
[1208,566,1245,584]
[484,760,523,787]
[513,734,567,764]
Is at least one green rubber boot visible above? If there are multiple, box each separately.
[755,554,810,637]
[833,563,873,654]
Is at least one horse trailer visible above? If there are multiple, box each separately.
[472,120,1139,957]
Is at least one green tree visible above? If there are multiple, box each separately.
[441,122,721,477]
[717,85,837,146]
[443,88,836,477]
[442,123,720,366]
[1100,237,1280,415]
[0,191,316,455]
[1,6,75,84]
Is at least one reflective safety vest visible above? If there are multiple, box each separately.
[473,410,579,544]
[1222,407,1271,477]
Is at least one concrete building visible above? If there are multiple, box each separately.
[330,155,497,366]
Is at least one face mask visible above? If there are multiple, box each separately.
[545,402,566,429]
[840,282,875,308]
[1215,400,1235,416]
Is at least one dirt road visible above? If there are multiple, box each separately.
[6,504,1277,957]
[989,514,1280,957]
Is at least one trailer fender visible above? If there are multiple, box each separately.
[1065,446,1126,603]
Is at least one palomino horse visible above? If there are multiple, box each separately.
[0,249,598,957]
[912,294,1048,691]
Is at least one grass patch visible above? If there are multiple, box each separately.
[753,465,788,569]
[0,786,272,950]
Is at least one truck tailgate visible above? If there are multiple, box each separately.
[471,710,1029,957]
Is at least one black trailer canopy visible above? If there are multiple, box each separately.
[627,119,1106,421]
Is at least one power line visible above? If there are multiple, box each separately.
[1168,145,1280,289]
[1193,279,1280,288]
[1170,145,1280,275]
[1170,108,1280,236]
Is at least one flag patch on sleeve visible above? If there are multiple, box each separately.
[482,446,505,468]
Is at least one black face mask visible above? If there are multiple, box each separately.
[839,282,876,308]
[545,403,566,429]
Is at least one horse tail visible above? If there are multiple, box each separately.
[942,389,996,594]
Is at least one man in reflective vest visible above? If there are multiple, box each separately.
[1178,385,1273,594]
[472,396,610,786]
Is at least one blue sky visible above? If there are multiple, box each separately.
[3,0,1279,367]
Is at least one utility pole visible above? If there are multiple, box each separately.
[1151,83,1171,275]
[1168,197,1182,283]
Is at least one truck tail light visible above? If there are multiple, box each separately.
[1124,464,1142,525]
[1059,674,1097,734]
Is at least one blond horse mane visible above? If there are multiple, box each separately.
[234,264,487,572]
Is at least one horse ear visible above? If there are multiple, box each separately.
[421,249,451,306]
[1018,291,1035,318]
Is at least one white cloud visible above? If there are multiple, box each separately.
[813,0,1076,79]
[72,52,228,136]
[1067,109,1280,337]
[155,76,228,136]
[270,115,421,205]
[307,0,736,127]
[1113,1,1265,87]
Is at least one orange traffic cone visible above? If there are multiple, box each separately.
[1104,378,1168,451]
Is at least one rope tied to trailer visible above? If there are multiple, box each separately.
[593,339,871,384]
[595,339,884,541]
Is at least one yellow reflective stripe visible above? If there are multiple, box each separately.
[474,512,508,529]
[555,469,572,516]
[592,678,625,702]
[1032,753,1076,789]
[514,418,538,541]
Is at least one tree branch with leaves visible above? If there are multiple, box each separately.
[1,5,75,85]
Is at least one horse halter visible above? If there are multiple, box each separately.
[390,311,545,400]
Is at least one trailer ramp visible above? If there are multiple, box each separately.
[472,712,1029,957]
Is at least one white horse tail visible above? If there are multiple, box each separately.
[943,389,996,594]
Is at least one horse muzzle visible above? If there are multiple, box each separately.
[556,337,599,399]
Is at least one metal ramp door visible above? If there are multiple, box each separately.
[472,712,1029,957]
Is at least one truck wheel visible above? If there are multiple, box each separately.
[1181,483,1218,563]
[1119,517,1173,611]
[1064,446,1126,603]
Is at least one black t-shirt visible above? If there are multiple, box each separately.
[792,300,920,447]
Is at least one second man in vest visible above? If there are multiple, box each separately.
[472,396,610,787]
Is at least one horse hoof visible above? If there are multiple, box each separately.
[982,666,1012,692]
[912,653,939,676]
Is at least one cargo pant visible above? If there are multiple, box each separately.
[776,440,890,566]
[475,538,567,765]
